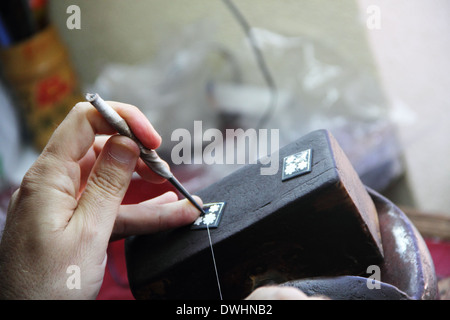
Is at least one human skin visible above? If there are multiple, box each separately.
[0,101,308,300]
[0,101,203,299]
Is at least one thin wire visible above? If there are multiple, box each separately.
[221,0,278,129]
[202,0,277,300]
[206,224,223,300]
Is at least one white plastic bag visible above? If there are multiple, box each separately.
[90,24,404,191]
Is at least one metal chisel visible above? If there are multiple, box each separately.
[86,93,206,215]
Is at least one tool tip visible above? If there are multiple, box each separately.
[194,203,207,216]
[85,93,98,102]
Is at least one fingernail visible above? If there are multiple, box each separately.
[108,136,139,164]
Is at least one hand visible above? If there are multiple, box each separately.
[0,101,202,299]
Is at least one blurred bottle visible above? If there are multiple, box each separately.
[0,0,82,150]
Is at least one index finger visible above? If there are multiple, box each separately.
[44,101,161,164]
[105,101,162,150]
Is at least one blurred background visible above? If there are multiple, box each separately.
[0,0,449,298]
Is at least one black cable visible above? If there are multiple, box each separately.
[221,0,278,129]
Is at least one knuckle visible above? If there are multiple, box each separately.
[20,165,45,195]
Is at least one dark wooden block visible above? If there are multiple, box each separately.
[125,130,384,299]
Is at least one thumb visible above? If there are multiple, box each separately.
[75,135,140,234]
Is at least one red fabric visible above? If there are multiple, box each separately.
[425,238,450,279]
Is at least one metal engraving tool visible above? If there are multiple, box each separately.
[86,93,206,216]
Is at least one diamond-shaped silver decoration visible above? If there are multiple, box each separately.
[282,149,312,181]
[191,202,226,230]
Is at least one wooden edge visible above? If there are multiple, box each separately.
[400,206,450,241]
